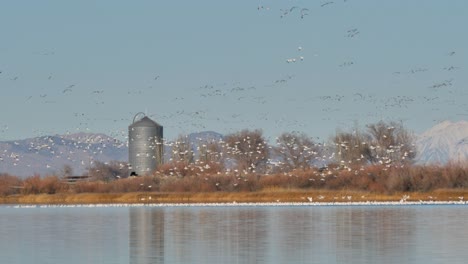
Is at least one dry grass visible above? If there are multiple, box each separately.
[1,188,467,205]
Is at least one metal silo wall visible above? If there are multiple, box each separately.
[129,125,160,176]
[156,126,164,166]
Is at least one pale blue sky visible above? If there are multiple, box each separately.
[1,0,467,142]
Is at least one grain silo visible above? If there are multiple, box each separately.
[128,113,163,176]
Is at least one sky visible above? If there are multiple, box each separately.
[1,0,467,143]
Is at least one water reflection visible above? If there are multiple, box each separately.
[127,206,468,264]
[0,207,129,264]
[129,206,418,264]
[129,207,270,264]
[129,208,165,264]
[1,205,468,264]
[334,207,416,263]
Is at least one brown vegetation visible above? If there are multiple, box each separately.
[1,164,467,200]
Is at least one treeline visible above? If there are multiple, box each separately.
[0,120,467,196]
[164,120,417,174]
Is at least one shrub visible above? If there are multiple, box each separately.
[0,174,22,196]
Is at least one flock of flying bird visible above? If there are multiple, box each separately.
[0,1,466,177]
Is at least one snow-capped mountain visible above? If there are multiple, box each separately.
[0,133,128,178]
[416,120,468,165]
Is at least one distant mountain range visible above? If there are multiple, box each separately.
[0,131,223,178]
[0,133,128,178]
[1,123,466,178]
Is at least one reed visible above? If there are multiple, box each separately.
[1,189,467,205]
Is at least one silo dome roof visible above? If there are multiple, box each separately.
[130,116,162,128]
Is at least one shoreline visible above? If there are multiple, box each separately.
[1,189,467,205]
[4,200,468,208]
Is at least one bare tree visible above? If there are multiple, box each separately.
[170,135,195,163]
[366,121,417,165]
[274,132,320,171]
[332,127,373,165]
[224,129,269,173]
[331,121,416,166]
[196,139,225,164]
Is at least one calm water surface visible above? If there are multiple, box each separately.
[0,205,467,264]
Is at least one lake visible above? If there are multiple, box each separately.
[1,204,467,264]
